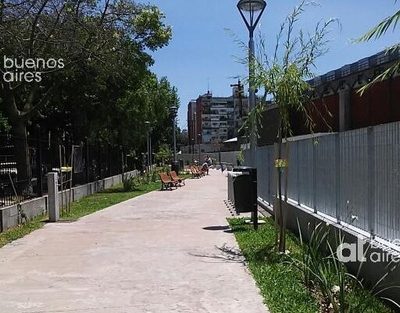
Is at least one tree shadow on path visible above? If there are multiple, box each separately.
[189,244,246,264]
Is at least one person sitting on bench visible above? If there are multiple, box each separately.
[201,162,209,175]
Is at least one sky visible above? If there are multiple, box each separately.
[139,0,399,129]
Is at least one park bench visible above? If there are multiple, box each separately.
[159,172,178,190]
[170,171,185,186]
[196,165,207,176]
[190,166,202,178]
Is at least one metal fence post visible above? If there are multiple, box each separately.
[368,127,376,238]
[267,147,271,204]
[98,145,102,179]
[108,144,112,177]
[36,126,43,197]
[312,139,317,213]
[296,141,300,205]
[335,133,341,223]
[48,172,59,222]
[120,146,124,177]
[272,143,279,210]
[85,139,89,183]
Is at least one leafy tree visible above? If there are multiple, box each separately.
[176,128,189,149]
[0,111,9,132]
[115,74,179,154]
[155,144,172,165]
[0,0,172,192]
[247,0,336,252]
[357,4,400,94]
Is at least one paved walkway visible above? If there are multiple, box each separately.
[0,170,268,313]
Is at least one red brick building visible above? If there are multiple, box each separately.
[258,47,400,145]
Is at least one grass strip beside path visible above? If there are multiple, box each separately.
[61,181,160,221]
[0,181,160,249]
[229,218,319,313]
[228,218,393,313]
[0,216,45,248]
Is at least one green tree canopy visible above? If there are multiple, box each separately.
[0,0,177,191]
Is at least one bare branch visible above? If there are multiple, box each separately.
[28,0,50,57]
[21,84,55,121]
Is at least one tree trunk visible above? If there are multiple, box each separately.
[11,119,32,195]
[273,142,280,248]
[277,125,285,253]
[281,141,290,252]
[1,83,33,195]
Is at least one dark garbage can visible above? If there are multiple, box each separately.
[233,166,258,230]
[179,159,184,172]
[171,160,180,174]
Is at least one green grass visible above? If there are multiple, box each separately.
[61,180,160,221]
[228,217,394,313]
[0,215,46,248]
[229,218,318,313]
[180,172,193,180]
[0,180,161,248]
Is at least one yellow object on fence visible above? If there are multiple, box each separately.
[274,159,288,168]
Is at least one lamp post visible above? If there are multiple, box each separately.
[237,0,266,166]
[170,106,178,162]
[191,138,195,163]
[193,112,197,150]
[197,133,201,163]
[237,0,266,231]
[144,121,150,172]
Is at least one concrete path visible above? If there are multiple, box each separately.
[0,170,268,313]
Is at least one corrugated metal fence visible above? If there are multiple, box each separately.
[248,121,400,244]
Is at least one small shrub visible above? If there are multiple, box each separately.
[291,221,397,312]
[151,170,158,182]
[122,175,140,192]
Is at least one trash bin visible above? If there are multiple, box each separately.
[171,160,180,174]
[227,171,242,204]
[233,166,258,230]
[232,167,257,214]
[179,159,184,172]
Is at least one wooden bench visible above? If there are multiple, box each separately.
[159,172,178,190]
[196,165,207,176]
[190,166,202,178]
[170,171,185,186]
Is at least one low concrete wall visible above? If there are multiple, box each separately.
[104,177,113,189]
[58,190,72,208]
[0,205,18,232]
[0,170,139,232]
[73,184,91,202]
[258,199,400,305]
[21,197,47,220]
[0,196,48,232]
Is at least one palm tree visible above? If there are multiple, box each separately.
[357,7,400,94]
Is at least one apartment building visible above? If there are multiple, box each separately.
[187,83,248,151]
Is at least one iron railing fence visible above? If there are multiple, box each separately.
[0,134,137,208]
[246,121,400,245]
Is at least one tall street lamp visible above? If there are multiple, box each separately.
[170,106,178,162]
[238,0,266,231]
[144,121,151,172]
[237,0,266,166]
[191,138,195,163]
[197,133,201,163]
